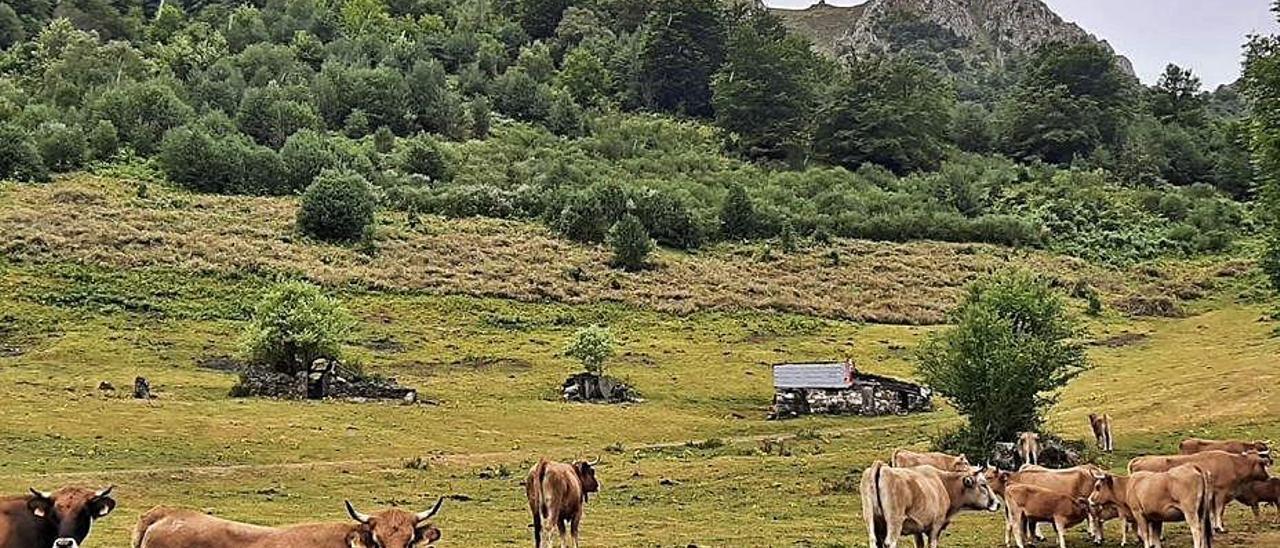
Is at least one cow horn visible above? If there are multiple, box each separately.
[29,488,51,499]
[587,456,601,466]
[415,497,444,522]
[95,485,115,498]
[345,500,370,524]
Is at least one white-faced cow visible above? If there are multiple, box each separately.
[1179,438,1269,456]
[1017,433,1041,467]
[1090,465,1214,548]
[861,461,1000,548]
[0,486,116,548]
[1129,450,1271,533]
[132,498,444,548]
[526,458,600,548]
[1089,414,1114,452]
[890,449,972,472]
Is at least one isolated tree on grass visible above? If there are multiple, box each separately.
[565,325,614,376]
[241,280,355,375]
[720,184,759,240]
[608,214,653,272]
[297,169,376,242]
[916,270,1088,455]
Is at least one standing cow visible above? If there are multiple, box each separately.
[1179,438,1269,455]
[1017,433,1041,467]
[861,461,1000,548]
[1129,450,1271,533]
[132,498,444,548]
[987,465,1114,546]
[1233,477,1280,522]
[890,449,972,472]
[527,458,600,548]
[1089,414,1115,452]
[1090,466,1214,548]
[0,486,116,548]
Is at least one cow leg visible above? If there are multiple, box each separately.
[912,532,925,548]
[1149,522,1164,548]
[570,516,581,548]
[557,518,569,548]
[1212,491,1228,533]
[1054,518,1068,548]
[1251,503,1261,520]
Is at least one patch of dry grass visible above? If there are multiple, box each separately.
[0,176,1250,324]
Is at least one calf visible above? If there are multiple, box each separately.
[526,458,600,548]
[1179,438,1269,456]
[0,486,116,548]
[1089,414,1115,452]
[1090,465,1214,548]
[1129,450,1270,532]
[133,498,443,548]
[1233,477,1280,522]
[1005,484,1091,548]
[1017,433,1041,466]
[890,449,971,472]
[862,462,999,548]
[987,465,1111,546]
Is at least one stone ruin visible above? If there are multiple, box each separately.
[769,362,933,420]
[992,436,1087,470]
[561,372,641,404]
[231,358,419,403]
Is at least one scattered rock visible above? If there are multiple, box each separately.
[133,376,152,399]
[561,372,641,404]
[98,381,115,392]
[992,436,1086,470]
[0,346,21,358]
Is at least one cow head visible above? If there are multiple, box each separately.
[1089,472,1120,508]
[1242,452,1271,481]
[959,466,1000,512]
[982,467,1012,496]
[951,453,972,472]
[574,458,601,502]
[344,497,443,548]
[26,486,116,548]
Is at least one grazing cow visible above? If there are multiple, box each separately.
[132,498,444,548]
[890,449,971,472]
[1090,466,1214,548]
[526,458,600,548]
[1017,433,1041,466]
[987,465,1112,546]
[861,462,1000,548]
[1089,414,1115,452]
[0,486,116,548]
[1129,450,1271,532]
[1179,438,1269,455]
[1004,484,1091,548]
[1233,477,1280,522]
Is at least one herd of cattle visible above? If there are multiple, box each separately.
[863,429,1277,548]
[0,428,1276,548]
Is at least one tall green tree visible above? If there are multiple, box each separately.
[711,8,817,161]
[518,0,568,40]
[813,56,955,174]
[1151,64,1208,127]
[636,0,725,117]
[1244,1,1280,289]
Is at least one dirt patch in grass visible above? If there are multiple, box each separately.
[1090,332,1151,348]
[401,356,535,375]
[360,335,407,353]
[195,355,243,373]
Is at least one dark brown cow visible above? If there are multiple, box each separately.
[0,486,116,548]
[1090,465,1214,548]
[1129,450,1271,532]
[1179,438,1269,455]
[1089,414,1114,452]
[1233,477,1280,522]
[132,498,443,548]
[1004,484,1091,548]
[861,461,1000,548]
[526,458,599,548]
[890,449,972,472]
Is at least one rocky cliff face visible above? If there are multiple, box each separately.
[771,0,1134,75]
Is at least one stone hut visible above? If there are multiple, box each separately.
[769,361,933,419]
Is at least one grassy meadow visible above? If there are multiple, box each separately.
[0,177,1277,547]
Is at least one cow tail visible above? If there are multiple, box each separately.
[1201,468,1214,547]
[872,462,890,546]
[132,506,168,548]
[530,459,548,548]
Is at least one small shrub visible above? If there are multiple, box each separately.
[87,120,119,162]
[240,280,354,375]
[397,135,452,183]
[297,169,377,242]
[720,184,758,240]
[36,122,88,172]
[608,214,653,272]
[779,221,798,253]
[373,126,395,154]
[0,123,50,182]
[1263,229,1280,293]
[564,325,614,376]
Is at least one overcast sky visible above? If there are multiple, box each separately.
[765,0,1280,87]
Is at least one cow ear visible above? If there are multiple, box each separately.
[27,497,52,519]
[92,495,117,518]
[415,524,441,545]
[963,476,975,488]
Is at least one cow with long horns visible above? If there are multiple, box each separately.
[526,457,600,548]
[132,497,444,548]
[0,486,116,548]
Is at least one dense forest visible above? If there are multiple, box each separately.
[0,0,1264,266]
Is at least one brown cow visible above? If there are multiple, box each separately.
[1017,433,1041,466]
[1089,414,1115,452]
[987,465,1112,546]
[861,461,1000,548]
[1129,450,1270,532]
[526,458,599,548]
[1090,465,1214,548]
[1233,477,1280,522]
[1179,438,1269,455]
[0,486,116,548]
[132,498,444,548]
[890,449,971,472]
[1005,484,1091,548]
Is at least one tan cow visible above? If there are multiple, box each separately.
[0,486,116,548]
[1129,450,1270,532]
[132,498,444,548]
[861,461,999,548]
[890,449,971,472]
[1233,477,1280,522]
[1017,433,1041,466]
[1179,438,1269,455]
[1090,465,1214,548]
[526,458,600,548]
[1005,484,1091,548]
[987,465,1112,546]
[1089,414,1115,452]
